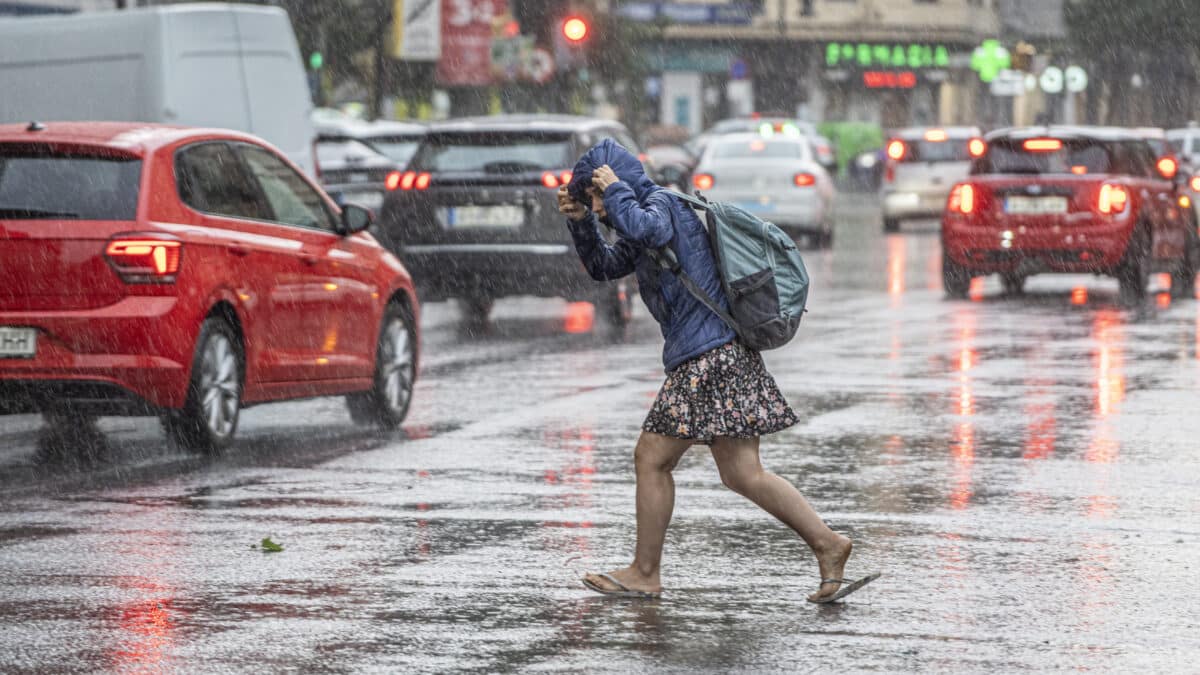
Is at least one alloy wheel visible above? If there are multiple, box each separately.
[198,333,239,438]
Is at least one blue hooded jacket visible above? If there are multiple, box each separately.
[565,139,736,372]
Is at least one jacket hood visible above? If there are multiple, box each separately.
[567,139,659,203]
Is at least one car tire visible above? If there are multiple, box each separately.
[1117,225,1151,307]
[1001,273,1026,296]
[457,295,493,325]
[883,217,900,233]
[346,303,416,430]
[163,317,242,455]
[942,249,971,299]
[818,228,834,249]
[598,279,634,330]
[1170,224,1198,299]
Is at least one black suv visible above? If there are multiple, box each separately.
[377,115,641,326]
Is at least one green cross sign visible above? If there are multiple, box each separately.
[971,40,1010,83]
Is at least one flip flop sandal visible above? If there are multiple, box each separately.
[806,572,882,604]
[582,573,662,599]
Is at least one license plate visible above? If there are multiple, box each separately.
[1005,196,1068,214]
[441,205,524,228]
[348,172,370,183]
[342,191,384,210]
[0,327,36,358]
[735,200,774,213]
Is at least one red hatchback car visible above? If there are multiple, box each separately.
[0,122,419,452]
[942,126,1198,304]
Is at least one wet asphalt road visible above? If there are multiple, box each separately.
[2,194,1200,672]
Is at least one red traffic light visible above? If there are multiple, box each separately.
[562,16,588,43]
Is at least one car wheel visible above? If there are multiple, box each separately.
[883,217,900,233]
[457,295,493,325]
[1117,226,1150,307]
[164,317,242,454]
[818,228,834,249]
[346,303,416,430]
[1170,225,1198,299]
[598,279,634,330]
[942,249,971,299]
[1000,273,1026,296]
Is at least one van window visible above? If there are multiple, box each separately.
[238,145,335,231]
[411,132,573,173]
[365,135,423,167]
[176,142,272,221]
[0,145,140,220]
[898,139,973,163]
[711,138,809,160]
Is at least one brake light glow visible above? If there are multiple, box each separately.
[1191,176,1200,192]
[1098,183,1128,214]
[414,172,431,190]
[968,138,987,158]
[924,129,947,142]
[105,237,182,282]
[385,171,402,190]
[1156,156,1178,179]
[948,183,974,214]
[693,173,714,190]
[560,171,572,185]
[793,173,816,187]
[1071,165,1088,175]
[886,139,906,161]
[399,171,417,190]
[540,170,575,189]
[1023,138,1063,152]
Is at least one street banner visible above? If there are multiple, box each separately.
[436,0,506,86]
[391,0,441,61]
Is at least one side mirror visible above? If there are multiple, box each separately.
[340,203,373,234]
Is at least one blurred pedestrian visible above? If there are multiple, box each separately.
[558,139,874,603]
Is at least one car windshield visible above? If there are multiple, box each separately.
[365,135,423,166]
[974,138,1112,175]
[898,139,973,163]
[711,139,809,160]
[316,138,386,167]
[410,132,573,172]
[0,147,140,220]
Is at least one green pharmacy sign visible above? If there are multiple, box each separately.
[970,40,1010,83]
[825,43,950,70]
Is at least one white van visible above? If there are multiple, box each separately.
[0,3,315,176]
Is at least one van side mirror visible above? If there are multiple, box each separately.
[340,204,373,235]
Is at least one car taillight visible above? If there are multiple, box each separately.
[693,173,714,190]
[886,139,906,161]
[540,170,574,189]
[968,137,987,158]
[1098,183,1128,214]
[948,183,975,214]
[399,171,417,190]
[1156,156,1178,179]
[414,172,431,190]
[1023,138,1062,152]
[793,172,816,187]
[1190,175,1200,192]
[385,171,402,190]
[105,236,182,283]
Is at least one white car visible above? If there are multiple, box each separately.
[692,133,836,247]
[881,126,982,232]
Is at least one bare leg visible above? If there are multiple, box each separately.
[710,436,852,602]
[584,431,692,594]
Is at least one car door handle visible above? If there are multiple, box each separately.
[229,244,250,257]
[301,255,320,266]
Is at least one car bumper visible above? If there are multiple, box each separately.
[398,243,604,302]
[942,214,1135,274]
[0,296,195,413]
[883,189,949,218]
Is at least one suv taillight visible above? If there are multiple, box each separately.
[541,170,573,189]
[391,171,431,191]
[1098,183,1128,214]
[948,183,975,214]
[105,236,182,283]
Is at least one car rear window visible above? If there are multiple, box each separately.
[410,132,572,173]
[974,138,1113,175]
[898,139,973,163]
[366,135,423,166]
[316,138,386,167]
[0,146,140,220]
[711,139,809,160]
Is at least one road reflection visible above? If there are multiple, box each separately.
[949,308,977,510]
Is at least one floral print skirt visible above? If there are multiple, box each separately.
[642,340,798,444]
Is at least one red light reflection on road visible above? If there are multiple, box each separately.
[112,596,176,672]
[887,236,905,300]
[564,302,595,334]
[541,426,598,555]
[968,277,985,301]
[1023,401,1056,460]
[949,311,976,509]
[1092,310,1125,418]
[950,421,974,510]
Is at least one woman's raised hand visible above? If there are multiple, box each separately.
[557,186,587,220]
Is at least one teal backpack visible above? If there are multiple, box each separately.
[649,189,810,351]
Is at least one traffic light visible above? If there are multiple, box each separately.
[309,51,323,70]
[562,16,589,44]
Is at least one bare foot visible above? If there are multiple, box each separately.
[582,565,662,595]
[807,535,853,603]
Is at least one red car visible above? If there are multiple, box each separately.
[0,122,419,452]
[942,126,1198,303]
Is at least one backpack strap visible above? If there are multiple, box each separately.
[645,238,743,342]
[663,188,712,211]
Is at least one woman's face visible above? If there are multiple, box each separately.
[586,186,607,219]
